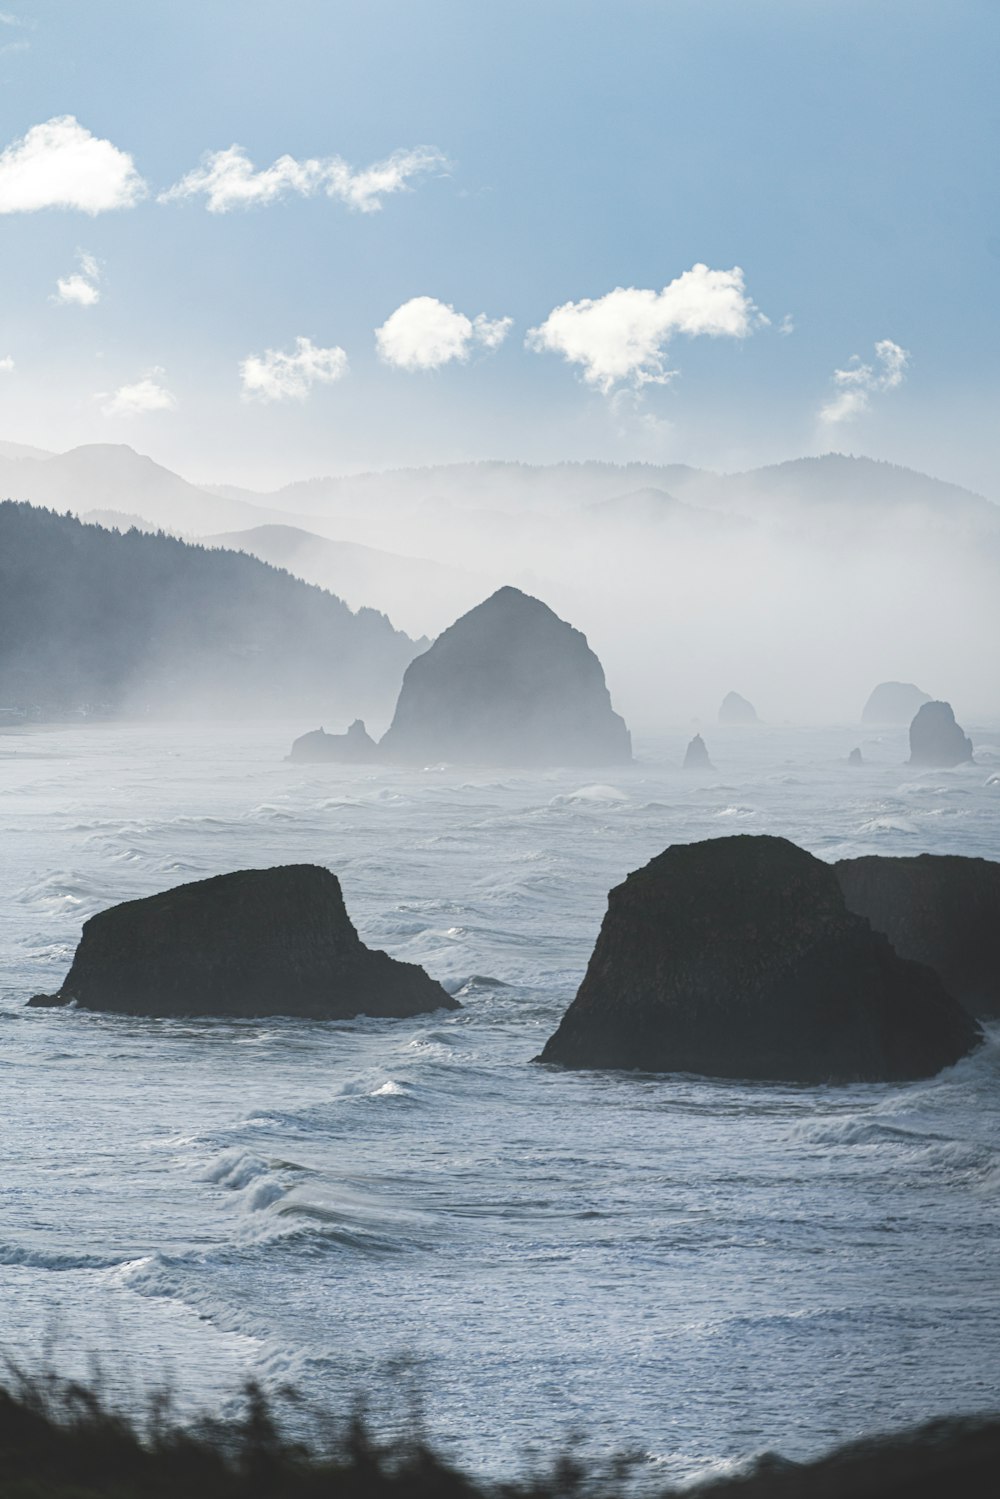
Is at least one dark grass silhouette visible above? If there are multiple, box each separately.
[0,1366,997,1499]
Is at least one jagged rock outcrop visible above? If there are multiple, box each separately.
[718,691,757,724]
[836,853,1000,1018]
[683,734,714,770]
[537,835,980,1082]
[288,720,378,763]
[848,747,863,766]
[27,865,458,1020]
[377,586,632,767]
[861,681,931,724]
[908,700,974,767]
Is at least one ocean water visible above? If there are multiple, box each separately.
[1,720,998,1484]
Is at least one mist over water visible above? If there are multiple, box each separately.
[2,720,998,1483]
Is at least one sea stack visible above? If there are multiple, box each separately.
[683,734,714,770]
[718,691,757,725]
[908,700,974,767]
[862,681,931,725]
[537,835,980,1083]
[288,720,378,763]
[848,747,864,766]
[28,865,458,1020]
[836,853,1000,1019]
[377,586,632,767]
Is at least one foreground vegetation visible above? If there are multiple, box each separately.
[0,1370,996,1499]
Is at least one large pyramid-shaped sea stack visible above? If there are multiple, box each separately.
[377,586,632,766]
[28,865,458,1020]
[538,835,980,1083]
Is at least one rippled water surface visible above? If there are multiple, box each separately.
[1,720,998,1483]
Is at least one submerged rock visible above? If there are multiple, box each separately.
[848,747,864,766]
[377,586,632,767]
[718,691,757,724]
[862,681,931,724]
[908,700,974,767]
[683,733,714,770]
[537,834,980,1083]
[288,720,378,763]
[27,865,458,1020]
[836,853,1000,1019]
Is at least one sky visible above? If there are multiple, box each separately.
[0,0,997,491]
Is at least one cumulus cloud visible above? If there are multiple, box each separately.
[161,143,447,214]
[0,116,146,213]
[240,336,348,402]
[100,369,177,417]
[375,296,512,371]
[0,354,13,372]
[526,264,761,393]
[52,249,101,306]
[819,338,910,424]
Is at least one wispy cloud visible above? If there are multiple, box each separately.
[375,296,511,371]
[0,10,31,57]
[0,116,146,213]
[52,249,101,306]
[161,143,447,214]
[0,354,13,373]
[240,336,348,402]
[100,369,177,417]
[526,264,762,393]
[819,338,910,424]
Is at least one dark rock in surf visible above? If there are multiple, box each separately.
[377,586,632,767]
[836,853,1000,1019]
[848,747,863,766]
[27,864,458,1020]
[908,700,974,768]
[537,834,980,1083]
[288,720,378,763]
[862,681,931,725]
[683,733,714,770]
[718,691,757,725]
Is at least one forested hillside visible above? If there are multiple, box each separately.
[0,503,421,721]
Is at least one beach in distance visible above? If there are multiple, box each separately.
[2,718,998,1485]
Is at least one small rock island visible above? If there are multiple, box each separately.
[718,691,757,725]
[377,586,632,767]
[537,835,980,1083]
[908,700,974,768]
[836,853,1000,1019]
[288,720,378,763]
[28,865,458,1020]
[683,733,714,770]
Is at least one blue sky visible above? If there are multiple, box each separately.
[0,0,996,489]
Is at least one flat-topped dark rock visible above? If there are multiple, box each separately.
[288,720,378,763]
[718,691,757,724]
[537,835,980,1083]
[683,733,714,769]
[836,853,1000,1019]
[908,700,974,767]
[862,680,931,724]
[28,865,458,1020]
[377,586,632,767]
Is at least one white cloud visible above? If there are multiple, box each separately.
[52,249,101,306]
[778,313,795,336]
[0,354,13,372]
[161,143,447,214]
[100,369,177,417]
[375,296,512,371]
[240,336,348,402]
[0,116,146,213]
[526,264,761,393]
[819,338,910,424]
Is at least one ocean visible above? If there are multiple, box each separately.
[1,719,997,1485]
